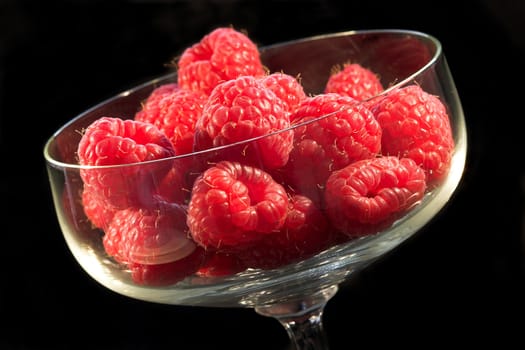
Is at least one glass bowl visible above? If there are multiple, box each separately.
[44,29,467,349]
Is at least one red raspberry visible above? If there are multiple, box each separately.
[103,201,197,265]
[259,72,306,113]
[371,35,433,83]
[138,83,179,113]
[325,63,384,101]
[134,84,209,203]
[370,85,454,183]
[135,86,207,156]
[193,75,293,170]
[77,117,176,209]
[81,187,116,230]
[196,251,246,277]
[153,162,190,204]
[176,27,265,95]
[129,247,205,286]
[325,156,426,237]
[236,194,334,270]
[78,117,175,165]
[284,93,382,204]
[187,161,289,250]
[61,177,102,233]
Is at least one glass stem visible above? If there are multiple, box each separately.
[255,285,338,350]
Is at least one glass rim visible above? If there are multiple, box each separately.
[43,28,443,170]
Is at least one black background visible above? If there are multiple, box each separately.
[1,0,525,349]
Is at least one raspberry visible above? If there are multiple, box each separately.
[78,117,175,165]
[176,27,265,95]
[154,162,190,204]
[61,177,103,234]
[259,72,306,113]
[236,194,334,270]
[193,75,293,169]
[135,86,207,156]
[103,201,197,265]
[196,251,246,277]
[370,85,454,183]
[129,247,205,286]
[325,63,384,101]
[77,117,176,208]
[325,156,426,237]
[138,83,179,112]
[81,187,116,230]
[187,161,289,250]
[283,93,382,204]
[371,35,432,83]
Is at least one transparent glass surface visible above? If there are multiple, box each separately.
[44,29,467,349]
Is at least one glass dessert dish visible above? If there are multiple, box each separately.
[44,29,467,349]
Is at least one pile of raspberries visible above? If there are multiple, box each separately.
[74,27,454,286]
